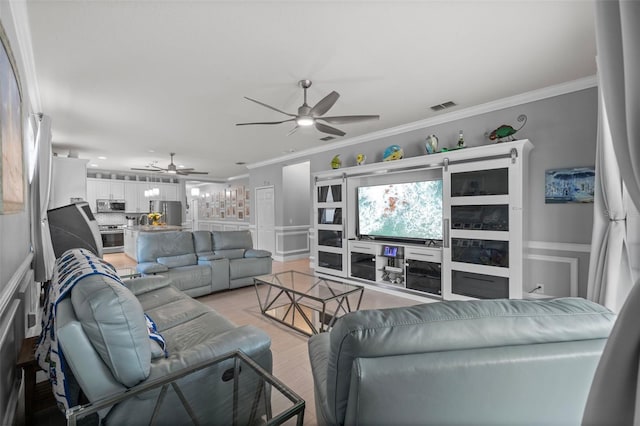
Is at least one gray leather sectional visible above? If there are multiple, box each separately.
[308,297,616,426]
[56,271,272,425]
[136,230,272,297]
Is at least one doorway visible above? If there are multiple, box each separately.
[255,186,276,255]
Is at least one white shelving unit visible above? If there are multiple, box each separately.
[313,139,533,300]
[314,177,348,277]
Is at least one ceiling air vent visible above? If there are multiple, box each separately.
[320,136,336,141]
[430,101,457,112]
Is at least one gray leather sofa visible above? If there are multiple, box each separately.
[308,297,616,426]
[56,272,273,425]
[136,230,272,297]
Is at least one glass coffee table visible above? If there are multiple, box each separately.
[254,271,364,336]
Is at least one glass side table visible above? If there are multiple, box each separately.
[66,350,305,426]
[116,267,141,279]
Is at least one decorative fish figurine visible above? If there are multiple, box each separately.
[487,114,527,142]
[331,154,341,169]
[356,153,366,166]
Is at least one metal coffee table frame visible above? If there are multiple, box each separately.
[254,271,364,336]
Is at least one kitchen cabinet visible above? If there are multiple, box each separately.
[49,157,88,209]
[124,228,137,260]
[87,177,179,213]
[87,178,126,213]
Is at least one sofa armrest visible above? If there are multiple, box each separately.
[123,275,172,296]
[137,262,169,275]
[197,252,225,261]
[244,249,272,258]
[308,333,334,426]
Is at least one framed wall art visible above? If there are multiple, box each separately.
[545,167,595,204]
[0,25,24,214]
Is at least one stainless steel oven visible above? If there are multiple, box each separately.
[99,225,124,253]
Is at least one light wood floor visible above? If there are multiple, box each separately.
[105,254,422,425]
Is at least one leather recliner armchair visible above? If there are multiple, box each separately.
[308,297,615,426]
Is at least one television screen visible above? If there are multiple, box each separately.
[357,180,443,242]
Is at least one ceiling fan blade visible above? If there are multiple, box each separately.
[287,125,299,136]
[243,97,296,117]
[315,121,346,137]
[319,115,380,125]
[131,167,164,172]
[310,91,340,117]
[182,171,209,175]
[236,118,295,126]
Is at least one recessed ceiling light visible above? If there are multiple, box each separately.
[90,163,99,167]
[178,165,185,168]
[97,156,107,160]
[148,149,155,153]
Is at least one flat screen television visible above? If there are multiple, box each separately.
[357,179,443,243]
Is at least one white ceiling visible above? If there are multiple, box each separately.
[24,0,596,181]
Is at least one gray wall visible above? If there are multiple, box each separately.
[249,87,598,294]
[0,4,38,424]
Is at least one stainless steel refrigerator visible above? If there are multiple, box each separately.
[149,200,182,226]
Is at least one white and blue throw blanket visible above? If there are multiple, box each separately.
[35,248,123,411]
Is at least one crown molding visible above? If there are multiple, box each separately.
[9,0,41,113]
[246,75,597,170]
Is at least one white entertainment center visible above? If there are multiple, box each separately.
[313,139,533,301]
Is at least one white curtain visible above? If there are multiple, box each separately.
[582,1,640,424]
[30,114,55,283]
[586,86,632,311]
[586,0,640,310]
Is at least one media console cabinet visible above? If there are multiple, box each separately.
[312,139,533,301]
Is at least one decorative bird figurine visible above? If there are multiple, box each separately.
[331,154,342,169]
[356,153,366,166]
[486,114,527,142]
[383,145,404,161]
[425,134,438,154]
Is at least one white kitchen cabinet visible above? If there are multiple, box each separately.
[92,179,125,200]
[161,183,178,201]
[124,228,138,260]
[49,157,89,209]
[124,181,140,213]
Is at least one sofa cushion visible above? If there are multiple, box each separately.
[70,274,151,387]
[193,231,213,253]
[212,230,253,250]
[244,249,271,258]
[157,253,197,268]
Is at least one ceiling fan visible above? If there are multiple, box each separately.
[131,153,208,175]
[236,79,380,137]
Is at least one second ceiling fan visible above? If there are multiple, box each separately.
[236,79,380,137]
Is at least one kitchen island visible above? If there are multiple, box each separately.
[123,225,184,260]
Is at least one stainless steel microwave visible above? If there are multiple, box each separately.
[96,199,126,212]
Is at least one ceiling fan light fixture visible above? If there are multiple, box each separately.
[296,116,314,127]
